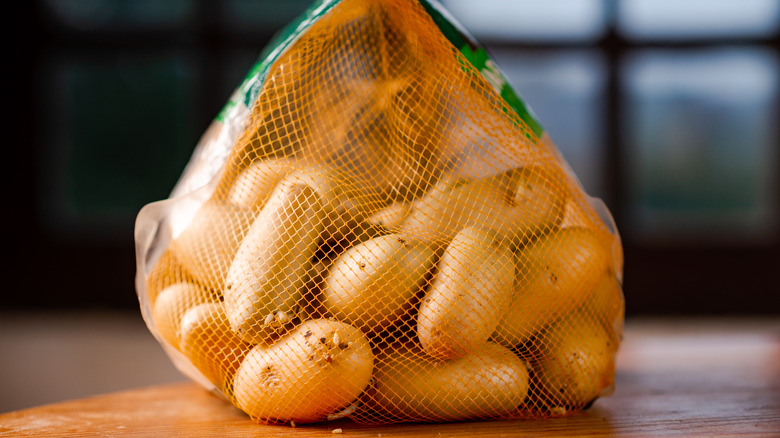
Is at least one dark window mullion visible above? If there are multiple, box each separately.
[193,0,227,130]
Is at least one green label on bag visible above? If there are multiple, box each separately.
[218,0,545,139]
[459,45,545,138]
[418,0,545,138]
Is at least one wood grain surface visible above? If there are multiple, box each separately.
[1,318,778,437]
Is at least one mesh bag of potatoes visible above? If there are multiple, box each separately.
[135,0,624,426]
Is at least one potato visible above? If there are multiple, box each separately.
[345,131,442,204]
[587,270,625,346]
[226,158,292,210]
[224,180,325,344]
[314,219,382,266]
[145,248,190,305]
[172,200,254,292]
[531,313,618,413]
[400,173,510,243]
[361,342,529,422]
[179,302,253,390]
[560,197,624,287]
[498,165,566,242]
[284,165,374,241]
[401,166,565,245]
[151,282,215,350]
[492,227,612,347]
[365,201,412,231]
[417,227,514,359]
[305,67,444,204]
[232,318,374,423]
[321,234,438,335]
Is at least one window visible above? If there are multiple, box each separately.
[224,0,311,32]
[622,49,778,244]
[44,0,193,31]
[40,52,199,240]
[19,0,780,312]
[618,0,780,40]
[442,0,606,42]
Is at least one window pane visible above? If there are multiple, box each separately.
[44,0,193,31]
[223,0,311,33]
[441,0,606,42]
[622,49,779,244]
[490,49,607,199]
[619,0,780,40]
[40,52,199,241]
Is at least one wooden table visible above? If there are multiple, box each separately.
[1,318,778,437]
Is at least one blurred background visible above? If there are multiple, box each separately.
[3,0,779,413]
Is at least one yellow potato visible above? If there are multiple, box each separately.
[226,158,292,210]
[283,165,374,242]
[531,313,618,413]
[361,342,529,422]
[400,166,564,245]
[344,131,442,204]
[417,227,515,359]
[400,173,510,243]
[559,196,623,285]
[498,165,566,242]
[304,68,444,204]
[314,218,382,265]
[365,201,412,232]
[586,270,625,346]
[178,302,253,390]
[173,200,254,292]
[225,180,325,344]
[492,227,612,347]
[233,318,374,424]
[145,248,190,305]
[321,234,438,335]
[151,282,215,350]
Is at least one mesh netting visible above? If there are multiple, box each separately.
[135,0,624,426]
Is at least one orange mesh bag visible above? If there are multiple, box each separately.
[135,0,624,426]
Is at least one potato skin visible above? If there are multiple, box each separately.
[492,227,611,347]
[321,234,438,335]
[151,282,215,350]
[173,200,254,292]
[232,319,374,424]
[284,165,373,242]
[400,166,565,245]
[179,302,253,390]
[417,228,515,359]
[362,342,529,422]
[530,313,618,413]
[226,158,291,210]
[587,271,625,346]
[400,174,509,243]
[365,201,412,232]
[499,165,566,243]
[224,180,325,344]
[145,248,191,305]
